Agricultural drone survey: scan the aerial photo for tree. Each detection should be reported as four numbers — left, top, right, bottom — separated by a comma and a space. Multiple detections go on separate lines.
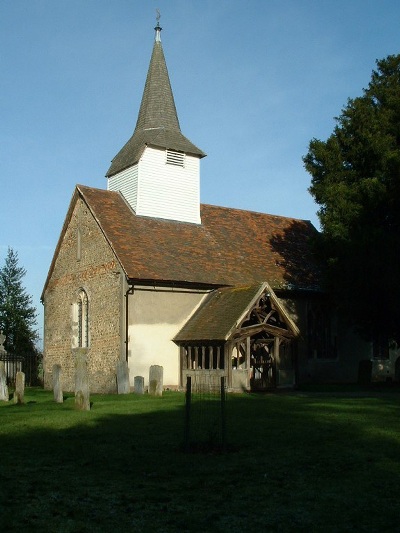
0, 247, 39, 353
303, 54, 400, 346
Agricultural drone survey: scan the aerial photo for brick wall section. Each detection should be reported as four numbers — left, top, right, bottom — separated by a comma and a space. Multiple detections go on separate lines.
43, 198, 123, 393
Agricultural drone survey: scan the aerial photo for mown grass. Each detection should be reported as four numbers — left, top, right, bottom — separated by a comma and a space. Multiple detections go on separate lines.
1, 387, 400, 532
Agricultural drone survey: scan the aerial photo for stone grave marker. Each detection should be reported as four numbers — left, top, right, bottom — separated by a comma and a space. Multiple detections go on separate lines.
134, 375, 144, 395
0, 330, 6, 355
0, 361, 9, 402
52, 364, 63, 403
74, 349, 90, 410
13, 371, 25, 404
116, 360, 130, 394
148, 365, 163, 396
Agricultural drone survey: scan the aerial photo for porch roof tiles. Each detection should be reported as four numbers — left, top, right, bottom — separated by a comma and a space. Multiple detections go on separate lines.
174, 283, 264, 342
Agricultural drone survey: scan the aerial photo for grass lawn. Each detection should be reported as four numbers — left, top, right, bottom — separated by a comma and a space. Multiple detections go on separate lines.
1, 387, 400, 532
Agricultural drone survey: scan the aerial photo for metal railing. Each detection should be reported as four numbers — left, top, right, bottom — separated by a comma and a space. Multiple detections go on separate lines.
0, 353, 42, 386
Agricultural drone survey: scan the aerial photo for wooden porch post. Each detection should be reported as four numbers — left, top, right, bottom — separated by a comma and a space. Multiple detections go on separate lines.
216, 345, 221, 369
246, 336, 251, 389
226, 343, 232, 389
274, 337, 281, 387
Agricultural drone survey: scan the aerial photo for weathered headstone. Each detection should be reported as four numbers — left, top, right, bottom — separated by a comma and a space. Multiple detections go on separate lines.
52, 364, 63, 403
0, 330, 6, 355
148, 365, 163, 396
133, 375, 144, 395
74, 349, 90, 410
0, 361, 9, 402
75, 390, 88, 410
13, 371, 25, 404
116, 360, 130, 394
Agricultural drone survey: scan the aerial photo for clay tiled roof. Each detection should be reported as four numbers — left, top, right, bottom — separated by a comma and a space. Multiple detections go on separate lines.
75, 185, 320, 291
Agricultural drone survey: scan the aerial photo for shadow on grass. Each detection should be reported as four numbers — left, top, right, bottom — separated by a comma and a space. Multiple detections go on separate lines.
1, 389, 400, 532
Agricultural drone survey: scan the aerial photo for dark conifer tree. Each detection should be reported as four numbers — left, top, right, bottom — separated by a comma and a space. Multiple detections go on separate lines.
304, 54, 400, 345
0, 247, 38, 353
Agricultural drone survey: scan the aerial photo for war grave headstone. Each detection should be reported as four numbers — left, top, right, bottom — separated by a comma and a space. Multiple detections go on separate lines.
134, 375, 144, 395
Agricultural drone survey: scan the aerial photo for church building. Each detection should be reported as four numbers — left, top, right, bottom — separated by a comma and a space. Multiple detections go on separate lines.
42, 22, 378, 393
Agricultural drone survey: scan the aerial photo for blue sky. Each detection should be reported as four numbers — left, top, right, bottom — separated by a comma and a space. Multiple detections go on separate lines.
1, 0, 400, 345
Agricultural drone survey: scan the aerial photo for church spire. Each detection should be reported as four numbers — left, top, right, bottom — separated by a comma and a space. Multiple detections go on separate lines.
134, 15, 180, 133
106, 19, 205, 225
106, 20, 205, 178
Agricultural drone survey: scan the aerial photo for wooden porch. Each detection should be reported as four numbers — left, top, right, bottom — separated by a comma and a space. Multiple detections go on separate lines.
176, 282, 299, 392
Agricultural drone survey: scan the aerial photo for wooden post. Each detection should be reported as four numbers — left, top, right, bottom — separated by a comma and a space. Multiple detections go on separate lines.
220, 376, 226, 452
226, 344, 232, 390
184, 376, 192, 452
274, 337, 281, 387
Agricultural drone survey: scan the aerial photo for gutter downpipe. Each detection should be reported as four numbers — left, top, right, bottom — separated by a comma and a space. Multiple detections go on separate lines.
125, 284, 134, 363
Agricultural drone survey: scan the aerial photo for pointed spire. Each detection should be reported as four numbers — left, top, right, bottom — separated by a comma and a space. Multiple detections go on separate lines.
106, 21, 205, 178
134, 20, 180, 133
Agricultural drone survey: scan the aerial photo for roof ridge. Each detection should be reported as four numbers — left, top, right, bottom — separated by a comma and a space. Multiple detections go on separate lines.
200, 203, 313, 224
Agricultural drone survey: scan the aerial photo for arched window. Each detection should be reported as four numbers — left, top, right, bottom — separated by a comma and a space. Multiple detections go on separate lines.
77, 289, 89, 347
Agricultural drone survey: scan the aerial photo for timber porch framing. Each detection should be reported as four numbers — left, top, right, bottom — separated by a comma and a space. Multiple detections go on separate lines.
175, 282, 299, 391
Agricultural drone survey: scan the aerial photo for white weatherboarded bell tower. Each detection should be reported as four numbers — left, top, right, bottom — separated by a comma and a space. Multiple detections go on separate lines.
106, 21, 206, 224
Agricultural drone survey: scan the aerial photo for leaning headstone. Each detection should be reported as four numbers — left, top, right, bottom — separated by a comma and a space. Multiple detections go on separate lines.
134, 375, 144, 395
74, 350, 90, 410
116, 360, 130, 394
148, 365, 163, 396
13, 371, 25, 404
0, 361, 9, 402
52, 364, 63, 403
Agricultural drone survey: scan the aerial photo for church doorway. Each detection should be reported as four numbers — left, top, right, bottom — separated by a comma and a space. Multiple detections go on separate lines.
249, 339, 275, 390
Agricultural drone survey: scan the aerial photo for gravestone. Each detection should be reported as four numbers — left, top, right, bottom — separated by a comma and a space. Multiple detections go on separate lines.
14, 371, 25, 404
75, 390, 88, 411
0, 361, 9, 402
134, 375, 144, 395
0, 330, 6, 355
74, 349, 90, 410
116, 360, 130, 394
52, 364, 63, 403
148, 365, 163, 396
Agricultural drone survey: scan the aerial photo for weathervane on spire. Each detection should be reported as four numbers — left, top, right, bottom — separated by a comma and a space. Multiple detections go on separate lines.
155, 9, 162, 41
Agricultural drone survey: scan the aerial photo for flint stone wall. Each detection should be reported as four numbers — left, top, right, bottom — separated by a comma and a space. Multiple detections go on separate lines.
42, 197, 124, 393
